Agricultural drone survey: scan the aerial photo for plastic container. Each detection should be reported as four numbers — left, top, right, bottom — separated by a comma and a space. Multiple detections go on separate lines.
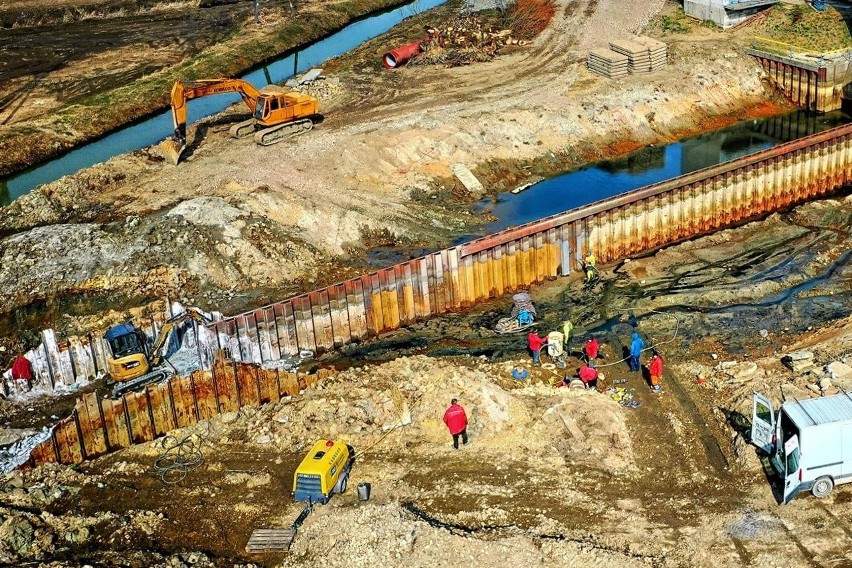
357, 482, 371, 501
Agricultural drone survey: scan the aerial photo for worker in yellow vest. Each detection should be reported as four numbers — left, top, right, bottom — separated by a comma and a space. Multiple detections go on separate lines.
584, 252, 597, 284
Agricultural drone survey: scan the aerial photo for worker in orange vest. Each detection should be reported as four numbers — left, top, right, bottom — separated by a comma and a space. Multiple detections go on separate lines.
649, 350, 664, 393
584, 337, 599, 363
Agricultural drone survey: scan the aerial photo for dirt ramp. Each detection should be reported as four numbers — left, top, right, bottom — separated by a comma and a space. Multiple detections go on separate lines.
239, 355, 636, 473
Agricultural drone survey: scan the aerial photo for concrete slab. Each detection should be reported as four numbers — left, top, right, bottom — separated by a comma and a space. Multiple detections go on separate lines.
451, 163, 485, 196
299, 68, 324, 84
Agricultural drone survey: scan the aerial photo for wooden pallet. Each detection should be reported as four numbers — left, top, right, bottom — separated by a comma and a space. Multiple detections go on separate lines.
245, 528, 297, 552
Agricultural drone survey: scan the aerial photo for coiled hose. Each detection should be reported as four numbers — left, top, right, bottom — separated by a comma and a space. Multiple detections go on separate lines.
153, 433, 205, 484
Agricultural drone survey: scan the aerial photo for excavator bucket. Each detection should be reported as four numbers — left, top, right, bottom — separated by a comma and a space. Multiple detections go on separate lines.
160, 138, 185, 165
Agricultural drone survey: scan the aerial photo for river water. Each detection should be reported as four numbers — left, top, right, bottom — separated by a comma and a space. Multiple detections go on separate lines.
466, 108, 851, 239
0, 0, 447, 205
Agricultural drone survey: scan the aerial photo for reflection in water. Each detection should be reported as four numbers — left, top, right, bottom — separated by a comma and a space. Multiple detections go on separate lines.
598, 145, 665, 175
461, 109, 851, 240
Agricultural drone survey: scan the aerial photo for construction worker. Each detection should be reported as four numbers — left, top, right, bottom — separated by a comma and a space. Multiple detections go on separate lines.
649, 350, 664, 393
443, 399, 468, 449
11, 355, 33, 393
628, 332, 645, 372
527, 330, 548, 366
578, 364, 599, 390
584, 337, 599, 363
562, 319, 573, 352
546, 331, 567, 368
583, 252, 597, 284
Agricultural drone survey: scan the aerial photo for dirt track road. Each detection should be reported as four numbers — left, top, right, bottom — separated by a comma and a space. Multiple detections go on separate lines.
0, 0, 786, 325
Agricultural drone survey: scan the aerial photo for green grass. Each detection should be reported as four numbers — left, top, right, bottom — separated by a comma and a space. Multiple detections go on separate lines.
0, 0, 407, 176
754, 4, 852, 52
661, 14, 688, 34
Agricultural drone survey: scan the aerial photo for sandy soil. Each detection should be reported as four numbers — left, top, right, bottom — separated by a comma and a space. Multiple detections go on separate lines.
0, 0, 789, 326
0, 0, 408, 175
2, 193, 852, 566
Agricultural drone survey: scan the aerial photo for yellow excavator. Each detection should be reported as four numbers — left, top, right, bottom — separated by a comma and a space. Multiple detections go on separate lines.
104, 307, 211, 398
160, 78, 320, 165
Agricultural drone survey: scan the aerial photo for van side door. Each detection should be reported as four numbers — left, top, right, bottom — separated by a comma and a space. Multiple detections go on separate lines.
751, 392, 776, 453
782, 434, 803, 504
843, 424, 852, 477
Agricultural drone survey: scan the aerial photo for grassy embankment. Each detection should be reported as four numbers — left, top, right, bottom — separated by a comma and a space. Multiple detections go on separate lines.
0, 0, 414, 177
753, 3, 852, 52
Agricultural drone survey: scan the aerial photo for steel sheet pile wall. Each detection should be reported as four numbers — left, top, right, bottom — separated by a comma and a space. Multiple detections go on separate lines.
3, 309, 174, 398
211, 123, 852, 363
748, 49, 851, 112
26, 354, 334, 467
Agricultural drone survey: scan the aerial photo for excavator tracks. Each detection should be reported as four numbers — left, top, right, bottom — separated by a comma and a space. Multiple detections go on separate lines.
229, 118, 257, 139
111, 368, 174, 399
253, 118, 314, 146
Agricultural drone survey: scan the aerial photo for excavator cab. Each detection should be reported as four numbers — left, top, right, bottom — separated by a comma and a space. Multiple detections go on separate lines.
254, 95, 274, 121
104, 323, 151, 382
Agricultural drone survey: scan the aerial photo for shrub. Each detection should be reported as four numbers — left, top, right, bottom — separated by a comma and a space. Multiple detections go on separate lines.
505, 0, 557, 39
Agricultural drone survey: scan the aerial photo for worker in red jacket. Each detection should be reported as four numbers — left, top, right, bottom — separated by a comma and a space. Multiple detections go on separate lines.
649, 350, 664, 393
578, 363, 599, 390
527, 330, 548, 366
443, 399, 468, 449
584, 337, 599, 362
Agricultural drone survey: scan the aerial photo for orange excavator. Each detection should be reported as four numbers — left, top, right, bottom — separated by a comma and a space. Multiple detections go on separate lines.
160, 78, 320, 165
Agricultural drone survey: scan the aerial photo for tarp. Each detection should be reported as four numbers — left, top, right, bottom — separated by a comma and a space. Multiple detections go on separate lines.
11, 356, 32, 381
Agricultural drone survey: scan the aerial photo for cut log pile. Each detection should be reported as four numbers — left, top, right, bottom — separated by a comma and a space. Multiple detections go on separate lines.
587, 36, 667, 79
412, 15, 526, 67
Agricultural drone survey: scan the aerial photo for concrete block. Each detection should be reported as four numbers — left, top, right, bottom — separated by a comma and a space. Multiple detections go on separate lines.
451, 163, 485, 196
299, 68, 323, 85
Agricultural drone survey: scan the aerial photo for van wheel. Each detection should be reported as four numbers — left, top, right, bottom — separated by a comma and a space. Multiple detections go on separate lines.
812, 476, 834, 498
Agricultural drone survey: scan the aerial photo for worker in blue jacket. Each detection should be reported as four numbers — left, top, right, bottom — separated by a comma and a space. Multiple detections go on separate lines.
629, 332, 645, 372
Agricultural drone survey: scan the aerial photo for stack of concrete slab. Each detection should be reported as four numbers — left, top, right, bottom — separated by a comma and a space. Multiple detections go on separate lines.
634, 36, 667, 71
609, 39, 652, 74
586, 48, 628, 79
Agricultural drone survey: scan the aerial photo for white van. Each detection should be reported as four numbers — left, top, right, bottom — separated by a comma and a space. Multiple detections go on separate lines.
751, 391, 852, 504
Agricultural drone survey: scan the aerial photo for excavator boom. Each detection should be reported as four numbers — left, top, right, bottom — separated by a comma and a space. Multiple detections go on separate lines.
160, 77, 319, 165
148, 307, 211, 368
160, 79, 263, 165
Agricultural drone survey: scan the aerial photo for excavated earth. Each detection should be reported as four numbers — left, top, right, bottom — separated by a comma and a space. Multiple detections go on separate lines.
1, 194, 852, 567
2, 0, 852, 565
0, 0, 792, 332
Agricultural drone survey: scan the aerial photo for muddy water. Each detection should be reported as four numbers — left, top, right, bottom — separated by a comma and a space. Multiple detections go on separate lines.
0, 0, 446, 204
461, 109, 852, 240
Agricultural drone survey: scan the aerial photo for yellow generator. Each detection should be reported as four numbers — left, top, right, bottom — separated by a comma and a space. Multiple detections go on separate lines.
293, 439, 355, 504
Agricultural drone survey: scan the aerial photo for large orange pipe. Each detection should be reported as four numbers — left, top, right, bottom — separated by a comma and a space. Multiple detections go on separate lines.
383, 41, 423, 69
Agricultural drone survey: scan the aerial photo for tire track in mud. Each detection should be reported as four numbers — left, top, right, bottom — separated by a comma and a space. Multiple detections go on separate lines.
402, 502, 668, 567
334, 0, 596, 127
814, 501, 852, 543
603, 311, 730, 476
778, 518, 827, 568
